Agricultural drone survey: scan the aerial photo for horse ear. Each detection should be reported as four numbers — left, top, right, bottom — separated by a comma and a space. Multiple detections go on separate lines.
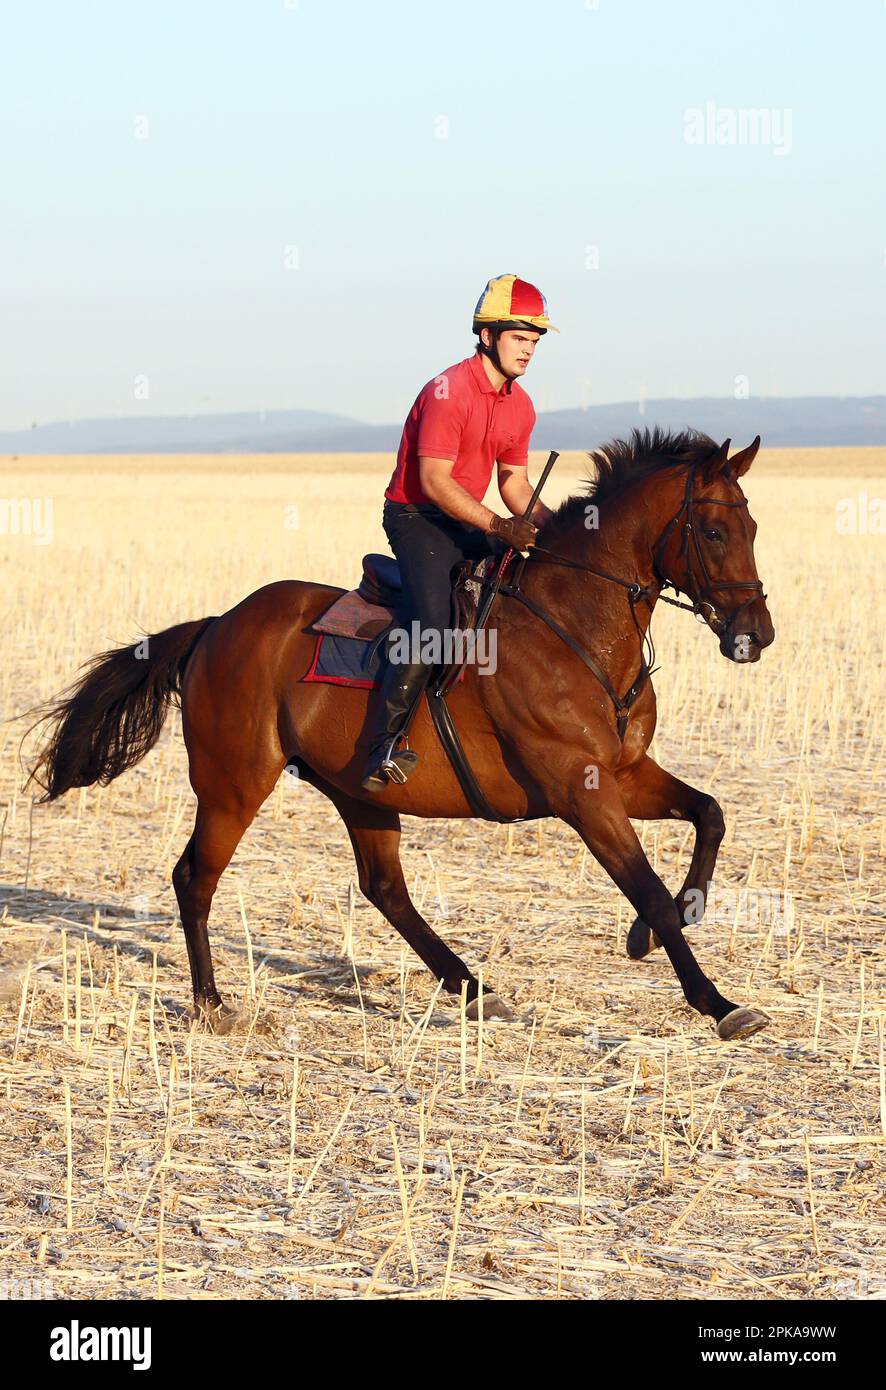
724, 435, 761, 479
702, 438, 731, 482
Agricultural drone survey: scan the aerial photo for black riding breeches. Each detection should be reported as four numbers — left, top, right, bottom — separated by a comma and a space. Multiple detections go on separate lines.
381, 500, 505, 663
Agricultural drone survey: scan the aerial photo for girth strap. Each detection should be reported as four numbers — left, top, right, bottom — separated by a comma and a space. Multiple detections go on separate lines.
425, 687, 523, 823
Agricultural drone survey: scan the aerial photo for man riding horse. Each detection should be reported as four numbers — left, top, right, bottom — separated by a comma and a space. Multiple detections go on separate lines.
360, 273, 558, 792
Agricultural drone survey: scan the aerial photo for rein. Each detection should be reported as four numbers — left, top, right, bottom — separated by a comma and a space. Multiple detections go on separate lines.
497, 463, 766, 740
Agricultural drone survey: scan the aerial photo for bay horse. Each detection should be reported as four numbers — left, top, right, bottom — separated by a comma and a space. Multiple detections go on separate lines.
29, 429, 775, 1041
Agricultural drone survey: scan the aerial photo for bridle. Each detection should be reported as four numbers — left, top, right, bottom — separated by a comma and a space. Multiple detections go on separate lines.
496, 461, 767, 740
651, 462, 766, 638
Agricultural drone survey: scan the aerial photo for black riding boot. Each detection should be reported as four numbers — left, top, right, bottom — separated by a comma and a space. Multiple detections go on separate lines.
361, 659, 430, 792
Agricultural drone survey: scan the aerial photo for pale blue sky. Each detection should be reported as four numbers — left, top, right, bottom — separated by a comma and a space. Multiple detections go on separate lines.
1, 0, 884, 430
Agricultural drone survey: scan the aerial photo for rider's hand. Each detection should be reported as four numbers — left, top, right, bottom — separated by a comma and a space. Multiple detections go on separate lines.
488, 513, 538, 552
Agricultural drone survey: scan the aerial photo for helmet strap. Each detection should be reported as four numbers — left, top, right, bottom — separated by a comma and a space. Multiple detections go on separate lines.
478, 327, 516, 384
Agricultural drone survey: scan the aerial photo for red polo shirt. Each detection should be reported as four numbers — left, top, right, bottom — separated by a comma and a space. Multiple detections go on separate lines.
385, 352, 535, 505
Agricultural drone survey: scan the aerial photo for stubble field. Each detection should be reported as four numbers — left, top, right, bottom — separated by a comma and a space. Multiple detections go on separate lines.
0, 446, 884, 1301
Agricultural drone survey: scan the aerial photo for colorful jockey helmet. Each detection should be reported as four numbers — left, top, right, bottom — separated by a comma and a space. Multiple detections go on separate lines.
472, 274, 559, 336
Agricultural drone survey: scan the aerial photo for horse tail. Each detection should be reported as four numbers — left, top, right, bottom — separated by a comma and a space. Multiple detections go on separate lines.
27, 617, 216, 803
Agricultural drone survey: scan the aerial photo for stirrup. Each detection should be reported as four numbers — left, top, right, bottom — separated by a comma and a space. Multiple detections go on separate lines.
362, 738, 419, 791
379, 737, 420, 784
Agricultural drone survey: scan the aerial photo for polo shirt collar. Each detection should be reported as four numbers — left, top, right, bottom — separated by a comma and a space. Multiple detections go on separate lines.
469, 350, 513, 395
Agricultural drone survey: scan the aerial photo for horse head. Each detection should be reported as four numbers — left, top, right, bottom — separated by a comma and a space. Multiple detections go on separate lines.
653, 435, 775, 663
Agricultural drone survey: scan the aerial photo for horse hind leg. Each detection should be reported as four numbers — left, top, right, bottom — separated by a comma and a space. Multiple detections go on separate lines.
173, 794, 273, 1031
314, 777, 512, 1019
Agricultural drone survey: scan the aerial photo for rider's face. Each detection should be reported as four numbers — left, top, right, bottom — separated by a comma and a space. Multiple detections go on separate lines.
489, 329, 540, 378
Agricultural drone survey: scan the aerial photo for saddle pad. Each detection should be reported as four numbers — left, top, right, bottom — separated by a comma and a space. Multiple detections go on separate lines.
302, 632, 385, 689
311, 589, 395, 640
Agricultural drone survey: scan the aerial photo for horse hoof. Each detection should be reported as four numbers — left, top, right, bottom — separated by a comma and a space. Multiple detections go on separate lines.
195, 1001, 241, 1035
627, 918, 652, 959
716, 1007, 770, 1042
626, 919, 662, 960
466, 993, 514, 1022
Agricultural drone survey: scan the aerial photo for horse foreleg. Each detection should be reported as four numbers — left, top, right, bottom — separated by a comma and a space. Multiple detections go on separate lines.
616, 754, 725, 960
564, 766, 767, 1039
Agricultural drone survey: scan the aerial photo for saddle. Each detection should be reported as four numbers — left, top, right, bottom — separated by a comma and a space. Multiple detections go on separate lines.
312, 552, 486, 686
305, 551, 521, 821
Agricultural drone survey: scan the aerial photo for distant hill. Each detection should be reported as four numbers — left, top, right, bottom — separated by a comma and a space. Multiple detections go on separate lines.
0, 409, 356, 456
3, 396, 886, 455
538, 396, 886, 449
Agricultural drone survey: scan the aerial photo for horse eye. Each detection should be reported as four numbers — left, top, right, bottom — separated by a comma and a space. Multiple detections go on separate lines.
705, 528, 724, 543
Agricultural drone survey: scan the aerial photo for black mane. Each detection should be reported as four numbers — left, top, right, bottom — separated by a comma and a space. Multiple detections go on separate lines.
539, 427, 721, 542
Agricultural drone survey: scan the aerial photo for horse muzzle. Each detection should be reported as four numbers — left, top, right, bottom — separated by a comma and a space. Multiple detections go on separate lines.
718, 610, 775, 663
